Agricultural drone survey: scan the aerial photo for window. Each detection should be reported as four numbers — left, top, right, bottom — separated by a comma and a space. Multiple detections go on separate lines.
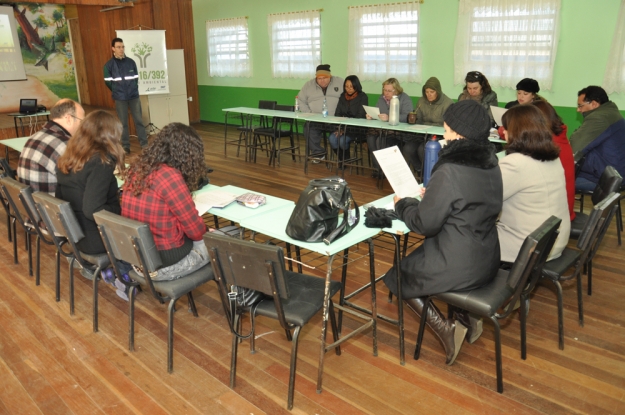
347, 2, 421, 82
267, 10, 321, 79
206, 17, 251, 78
454, 0, 561, 90
604, 0, 625, 94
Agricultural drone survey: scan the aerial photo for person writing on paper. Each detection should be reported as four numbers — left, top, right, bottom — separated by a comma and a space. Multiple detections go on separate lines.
385, 100, 502, 365
498, 105, 570, 263
328, 75, 368, 170
402, 76, 453, 172
505, 78, 543, 109
122, 123, 210, 280
366, 78, 413, 177
458, 71, 498, 126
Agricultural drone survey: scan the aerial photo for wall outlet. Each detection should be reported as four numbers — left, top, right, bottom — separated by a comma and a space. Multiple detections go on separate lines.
188, 96, 193, 102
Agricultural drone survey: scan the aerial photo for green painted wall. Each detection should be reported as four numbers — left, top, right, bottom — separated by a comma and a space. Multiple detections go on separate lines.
192, 0, 625, 133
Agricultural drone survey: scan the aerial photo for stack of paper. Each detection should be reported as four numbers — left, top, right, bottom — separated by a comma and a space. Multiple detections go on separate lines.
194, 190, 238, 214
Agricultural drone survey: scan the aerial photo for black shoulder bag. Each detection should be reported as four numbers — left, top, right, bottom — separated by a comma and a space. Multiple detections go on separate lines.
286, 177, 360, 245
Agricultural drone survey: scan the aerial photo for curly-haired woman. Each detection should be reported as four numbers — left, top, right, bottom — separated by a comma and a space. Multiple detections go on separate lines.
56, 110, 125, 255
458, 71, 498, 126
121, 123, 209, 280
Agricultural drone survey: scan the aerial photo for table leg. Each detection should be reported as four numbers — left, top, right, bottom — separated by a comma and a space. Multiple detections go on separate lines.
223, 112, 229, 157
392, 234, 405, 365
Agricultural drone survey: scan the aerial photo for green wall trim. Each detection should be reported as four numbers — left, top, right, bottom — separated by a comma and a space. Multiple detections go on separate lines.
199, 85, 625, 138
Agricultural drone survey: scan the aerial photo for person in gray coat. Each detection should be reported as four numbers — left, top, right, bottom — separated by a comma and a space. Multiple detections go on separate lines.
384, 100, 503, 365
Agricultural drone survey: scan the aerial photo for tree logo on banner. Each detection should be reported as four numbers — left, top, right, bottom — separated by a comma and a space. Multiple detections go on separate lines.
131, 42, 152, 68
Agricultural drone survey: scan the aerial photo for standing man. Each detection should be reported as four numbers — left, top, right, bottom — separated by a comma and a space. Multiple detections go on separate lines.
298, 64, 343, 161
570, 85, 625, 191
104, 37, 148, 154
18, 98, 85, 195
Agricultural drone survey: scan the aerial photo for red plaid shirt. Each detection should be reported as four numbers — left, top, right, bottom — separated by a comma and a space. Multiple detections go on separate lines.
121, 165, 206, 250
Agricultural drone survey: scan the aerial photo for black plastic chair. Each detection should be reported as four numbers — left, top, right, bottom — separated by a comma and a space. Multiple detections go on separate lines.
255, 104, 300, 166
414, 216, 561, 393
541, 192, 620, 350
0, 178, 59, 285
32, 192, 110, 324
204, 233, 341, 410
0, 157, 15, 242
575, 165, 622, 243
94, 210, 214, 373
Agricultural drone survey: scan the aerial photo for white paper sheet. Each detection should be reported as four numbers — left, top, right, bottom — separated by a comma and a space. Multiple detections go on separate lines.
373, 146, 423, 199
363, 105, 381, 119
490, 106, 507, 127
193, 190, 238, 213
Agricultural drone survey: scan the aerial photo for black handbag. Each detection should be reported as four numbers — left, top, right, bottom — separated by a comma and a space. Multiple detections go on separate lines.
286, 177, 360, 245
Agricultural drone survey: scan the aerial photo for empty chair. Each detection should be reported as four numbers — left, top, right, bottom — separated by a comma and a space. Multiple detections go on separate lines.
254, 104, 300, 166
541, 192, 620, 348
414, 216, 561, 393
32, 192, 110, 325
574, 165, 622, 242
94, 210, 214, 372
0, 178, 59, 286
229, 100, 277, 161
204, 232, 341, 410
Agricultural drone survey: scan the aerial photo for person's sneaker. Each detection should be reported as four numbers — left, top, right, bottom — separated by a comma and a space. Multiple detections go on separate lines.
101, 268, 116, 286
114, 279, 129, 302
311, 155, 326, 164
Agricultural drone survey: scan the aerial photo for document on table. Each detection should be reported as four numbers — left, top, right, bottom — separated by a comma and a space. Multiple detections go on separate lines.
373, 146, 423, 199
490, 106, 507, 127
363, 105, 380, 119
193, 190, 238, 214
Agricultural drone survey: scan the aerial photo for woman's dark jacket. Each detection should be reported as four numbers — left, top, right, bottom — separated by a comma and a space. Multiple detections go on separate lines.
333, 92, 368, 119
56, 156, 120, 255
384, 138, 503, 298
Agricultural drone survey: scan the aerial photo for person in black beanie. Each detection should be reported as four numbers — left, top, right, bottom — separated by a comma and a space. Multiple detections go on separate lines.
505, 78, 543, 109
384, 99, 503, 365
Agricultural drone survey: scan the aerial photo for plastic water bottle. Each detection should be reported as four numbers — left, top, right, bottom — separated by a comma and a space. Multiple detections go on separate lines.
423, 135, 441, 186
388, 95, 399, 125
295, 96, 300, 114
322, 97, 328, 117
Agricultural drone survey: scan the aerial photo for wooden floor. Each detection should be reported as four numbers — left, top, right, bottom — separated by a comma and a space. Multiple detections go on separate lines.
1, 122, 624, 414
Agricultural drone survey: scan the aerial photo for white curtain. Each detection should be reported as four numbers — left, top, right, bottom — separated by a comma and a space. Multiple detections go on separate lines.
604, 0, 625, 94
347, 2, 421, 83
454, 0, 561, 90
206, 17, 251, 78
267, 10, 321, 79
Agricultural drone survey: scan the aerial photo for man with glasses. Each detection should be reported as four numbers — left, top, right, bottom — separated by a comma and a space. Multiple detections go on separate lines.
17, 99, 85, 195
571, 86, 625, 191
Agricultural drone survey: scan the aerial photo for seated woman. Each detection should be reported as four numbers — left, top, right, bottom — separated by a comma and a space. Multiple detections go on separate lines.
122, 123, 209, 280
498, 105, 571, 263
458, 71, 498, 126
384, 100, 502, 365
366, 78, 413, 177
505, 78, 543, 109
402, 76, 453, 172
328, 75, 368, 170
533, 100, 576, 221
56, 110, 125, 256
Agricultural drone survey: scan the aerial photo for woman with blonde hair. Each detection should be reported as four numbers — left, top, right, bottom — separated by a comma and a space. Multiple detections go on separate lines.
366, 77, 413, 177
56, 110, 125, 255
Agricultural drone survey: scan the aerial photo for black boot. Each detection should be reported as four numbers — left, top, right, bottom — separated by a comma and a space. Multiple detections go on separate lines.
405, 297, 468, 365
455, 309, 483, 344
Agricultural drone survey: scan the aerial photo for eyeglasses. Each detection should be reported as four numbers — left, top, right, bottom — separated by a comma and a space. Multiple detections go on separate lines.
467, 71, 483, 81
70, 114, 83, 121
577, 102, 591, 109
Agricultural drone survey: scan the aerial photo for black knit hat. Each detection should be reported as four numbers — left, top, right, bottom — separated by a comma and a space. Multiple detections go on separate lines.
516, 78, 540, 93
443, 100, 491, 141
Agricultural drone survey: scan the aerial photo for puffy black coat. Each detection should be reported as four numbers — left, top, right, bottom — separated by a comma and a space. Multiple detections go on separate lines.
384, 138, 503, 298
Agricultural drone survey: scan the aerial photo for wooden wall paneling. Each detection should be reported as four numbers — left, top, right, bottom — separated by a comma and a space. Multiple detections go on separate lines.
16, 0, 123, 5
152, 0, 200, 123
68, 18, 90, 105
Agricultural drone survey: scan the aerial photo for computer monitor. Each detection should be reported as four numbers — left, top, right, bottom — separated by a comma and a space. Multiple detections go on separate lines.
19, 98, 37, 114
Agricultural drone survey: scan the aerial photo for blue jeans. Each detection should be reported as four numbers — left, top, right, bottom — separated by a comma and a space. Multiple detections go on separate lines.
115, 98, 148, 149
575, 176, 597, 192
328, 132, 353, 150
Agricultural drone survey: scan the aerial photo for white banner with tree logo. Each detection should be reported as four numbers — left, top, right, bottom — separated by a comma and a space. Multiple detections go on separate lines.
116, 29, 169, 95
